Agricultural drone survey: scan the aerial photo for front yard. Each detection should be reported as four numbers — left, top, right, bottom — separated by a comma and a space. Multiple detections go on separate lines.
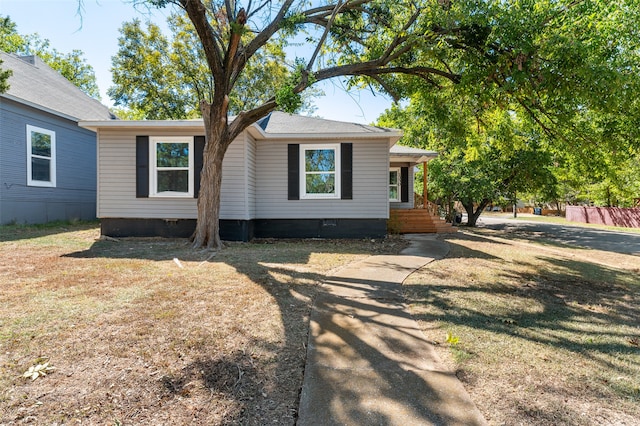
0, 223, 400, 425
1, 222, 638, 425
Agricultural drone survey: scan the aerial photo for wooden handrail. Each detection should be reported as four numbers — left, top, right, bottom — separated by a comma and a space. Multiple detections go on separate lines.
425, 200, 439, 216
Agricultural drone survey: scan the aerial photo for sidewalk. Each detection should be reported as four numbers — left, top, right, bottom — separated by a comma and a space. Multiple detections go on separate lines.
297, 234, 487, 425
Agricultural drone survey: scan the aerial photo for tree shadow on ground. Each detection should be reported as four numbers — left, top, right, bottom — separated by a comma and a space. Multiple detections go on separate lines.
298, 287, 484, 425
405, 232, 640, 410
61, 236, 412, 424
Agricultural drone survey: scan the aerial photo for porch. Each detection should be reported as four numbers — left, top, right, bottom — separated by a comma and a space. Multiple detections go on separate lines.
389, 204, 457, 234
388, 145, 457, 234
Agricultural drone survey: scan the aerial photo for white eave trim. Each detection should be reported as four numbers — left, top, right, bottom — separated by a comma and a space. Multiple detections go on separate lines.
79, 119, 206, 132
80, 118, 403, 144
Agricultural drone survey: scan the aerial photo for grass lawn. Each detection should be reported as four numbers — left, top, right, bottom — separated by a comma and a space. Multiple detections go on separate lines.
0, 222, 403, 425
405, 229, 640, 425
2, 221, 638, 425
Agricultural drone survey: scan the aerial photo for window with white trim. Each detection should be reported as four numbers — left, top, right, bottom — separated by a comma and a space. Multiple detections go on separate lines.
26, 125, 56, 187
300, 144, 341, 199
389, 167, 400, 202
149, 136, 194, 197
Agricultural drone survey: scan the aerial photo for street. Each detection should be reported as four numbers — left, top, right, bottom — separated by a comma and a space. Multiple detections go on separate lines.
474, 215, 640, 256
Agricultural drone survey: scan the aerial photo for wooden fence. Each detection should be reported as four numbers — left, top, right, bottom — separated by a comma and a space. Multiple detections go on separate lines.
566, 206, 640, 228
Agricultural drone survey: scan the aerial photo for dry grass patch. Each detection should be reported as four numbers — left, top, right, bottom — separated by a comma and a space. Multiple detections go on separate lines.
404, 230, 640, 426
0, 222, 405, 425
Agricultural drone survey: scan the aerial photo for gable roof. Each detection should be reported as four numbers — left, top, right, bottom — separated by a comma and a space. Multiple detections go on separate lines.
0, 51, 114, 121
248, 111, 402, 145
258, 111, 397, 134
80, 111, 403, 144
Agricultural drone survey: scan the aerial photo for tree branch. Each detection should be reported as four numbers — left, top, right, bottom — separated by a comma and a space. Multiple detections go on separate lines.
228, 99, 278, 141
244, 0, 295, 61
306, 0, 345, 72
378, 7, 421, 64
230, 0, 295, 90
315, 63, 461, 84
246, 0, 274, 20
179, 0, 224, 83
368, 75, 401, 102
224, 0, 234, 23
303, 0, 370, 21
224, 7, 247, 86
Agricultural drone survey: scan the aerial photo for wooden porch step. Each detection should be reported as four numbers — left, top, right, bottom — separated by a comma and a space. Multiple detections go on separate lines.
389, 209, 458, 234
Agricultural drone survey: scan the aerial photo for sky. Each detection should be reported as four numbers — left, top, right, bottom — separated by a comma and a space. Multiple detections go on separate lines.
1, 0, 394, 124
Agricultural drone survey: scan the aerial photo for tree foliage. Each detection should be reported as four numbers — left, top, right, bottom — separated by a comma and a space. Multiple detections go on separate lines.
377, 0, 640, 222
381, 98, 557, 225
0, 15, 100, 99
109, 13, 317, 119
0, 58, 11, 93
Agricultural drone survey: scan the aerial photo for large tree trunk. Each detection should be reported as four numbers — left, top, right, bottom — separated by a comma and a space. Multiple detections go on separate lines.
462, 199, 490, 227
192, 102, 231, 250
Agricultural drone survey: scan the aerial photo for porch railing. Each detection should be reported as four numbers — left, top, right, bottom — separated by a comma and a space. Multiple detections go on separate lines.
415, 199, 440, 217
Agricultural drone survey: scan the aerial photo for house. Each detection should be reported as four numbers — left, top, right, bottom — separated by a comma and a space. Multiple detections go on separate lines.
80, 111, 450, 241
0, 51, 114, 225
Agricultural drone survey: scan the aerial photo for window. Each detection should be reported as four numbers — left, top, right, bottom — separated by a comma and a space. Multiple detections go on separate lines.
389, 167, 400, 202
288, 143, 352, 201
149, 137, 193, 197
26, 125, 56, 187
300, 144, 341, 199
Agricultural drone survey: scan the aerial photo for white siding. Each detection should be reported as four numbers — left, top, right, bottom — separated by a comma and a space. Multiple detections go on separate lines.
97, 129, 249, 219
256, 139, 389, 219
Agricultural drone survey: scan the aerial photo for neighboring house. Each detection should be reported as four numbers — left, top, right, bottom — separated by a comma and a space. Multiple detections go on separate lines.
0, 51, 114, 225
80, 111, 445, 240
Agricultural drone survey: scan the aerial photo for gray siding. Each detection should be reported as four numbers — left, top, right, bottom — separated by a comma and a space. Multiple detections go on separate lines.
97, 129, 250, 220
220, 134, 251, 220
256, 139, 389, 219
0, 99, 97, 225
389, 162, 415, 210
246, 134, 257, 218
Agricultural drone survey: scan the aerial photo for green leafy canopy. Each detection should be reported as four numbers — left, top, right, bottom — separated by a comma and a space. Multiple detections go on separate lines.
376, 0, 640, 220
109, 12, 319, 119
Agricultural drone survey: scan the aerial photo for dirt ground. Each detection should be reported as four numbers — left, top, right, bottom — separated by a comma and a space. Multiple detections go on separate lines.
1, 222, 638, 425
0, 223, 405, 425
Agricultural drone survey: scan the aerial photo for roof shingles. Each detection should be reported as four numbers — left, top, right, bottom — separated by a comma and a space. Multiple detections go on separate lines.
261, 111, 396, 134
1, 51, 114, 121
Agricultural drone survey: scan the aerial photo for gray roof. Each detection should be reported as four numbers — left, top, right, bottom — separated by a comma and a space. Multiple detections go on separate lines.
80, 111, 402, 144
390, 144, 438, 163
258, 111, 397, 134
0, 51, 114, 121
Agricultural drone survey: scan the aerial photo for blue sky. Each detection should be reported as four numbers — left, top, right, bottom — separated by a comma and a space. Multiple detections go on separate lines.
2, 0, 393, 124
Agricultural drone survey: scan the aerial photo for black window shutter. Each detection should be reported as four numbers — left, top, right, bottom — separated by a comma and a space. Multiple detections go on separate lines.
341, 143, 353, 200
401, 166, 409, 203
194, 136, 206, 198
136, 136, 149, 198
288, 144, 300, 200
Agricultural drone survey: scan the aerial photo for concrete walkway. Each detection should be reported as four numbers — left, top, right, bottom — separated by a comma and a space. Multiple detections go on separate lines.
297, 234, 487, 426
